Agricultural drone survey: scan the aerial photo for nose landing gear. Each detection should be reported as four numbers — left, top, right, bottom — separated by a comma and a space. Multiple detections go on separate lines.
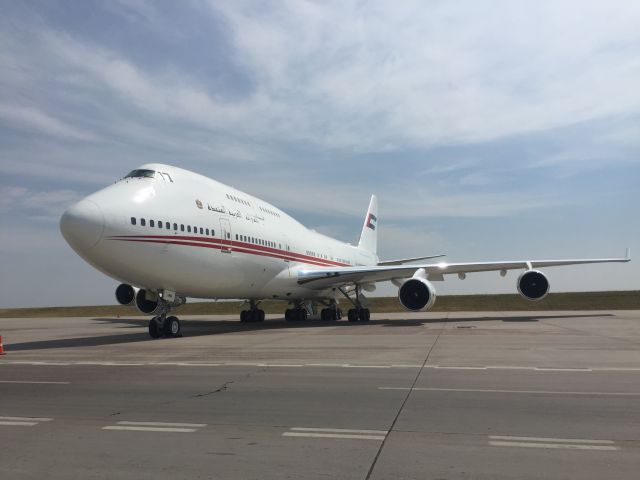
148, 301, 182, 338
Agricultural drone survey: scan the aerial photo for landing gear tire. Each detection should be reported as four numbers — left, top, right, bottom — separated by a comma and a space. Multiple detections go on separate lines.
163, 316, 181, 337
336, 308, 343, 320
241, 309, 265, 322
148, 317, 161, 338
285, 309, 293, 321
296, 308, 307, 321
347, 308, 370, 322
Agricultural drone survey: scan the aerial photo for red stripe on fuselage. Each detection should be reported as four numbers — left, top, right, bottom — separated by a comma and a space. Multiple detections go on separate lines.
106, 235, 351, 268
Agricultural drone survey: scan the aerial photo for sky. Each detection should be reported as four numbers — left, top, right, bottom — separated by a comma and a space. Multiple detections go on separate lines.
0, 0, 638, 308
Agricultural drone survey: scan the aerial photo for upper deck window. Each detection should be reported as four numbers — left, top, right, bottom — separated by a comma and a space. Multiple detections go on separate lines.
125, 169, 155, 179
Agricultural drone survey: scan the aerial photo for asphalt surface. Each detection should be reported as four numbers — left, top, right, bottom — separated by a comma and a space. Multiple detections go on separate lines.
1, 310, 639, 479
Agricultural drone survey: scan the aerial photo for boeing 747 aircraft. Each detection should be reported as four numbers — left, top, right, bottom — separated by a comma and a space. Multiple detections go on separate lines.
60, 164, 630, 338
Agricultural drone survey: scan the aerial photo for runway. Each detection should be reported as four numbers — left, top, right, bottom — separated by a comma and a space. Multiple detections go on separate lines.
1, 311, 639, 479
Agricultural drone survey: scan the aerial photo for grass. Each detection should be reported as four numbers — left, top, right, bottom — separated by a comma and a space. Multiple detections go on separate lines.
0, 291, 637, 318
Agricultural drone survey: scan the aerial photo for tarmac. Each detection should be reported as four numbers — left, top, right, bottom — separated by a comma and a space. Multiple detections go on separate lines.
1, 310, 639, 479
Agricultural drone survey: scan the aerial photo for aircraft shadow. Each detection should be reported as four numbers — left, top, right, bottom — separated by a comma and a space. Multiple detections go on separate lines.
4, 313, 612, 352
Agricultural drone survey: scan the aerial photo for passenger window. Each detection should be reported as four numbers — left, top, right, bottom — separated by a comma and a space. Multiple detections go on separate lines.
141, 218, 146, 226
174, 223, 178, 230
180, 224, 184, 232
211, 229, 215, 236
200, 228, 203, 234
166, 222, 170, 229
150, 220, 154, 227
158, 221, 162, 229
187, 226, 191, 233
193, 226, 197, 233
206, 228, 209, 235
131, 217, 136, 225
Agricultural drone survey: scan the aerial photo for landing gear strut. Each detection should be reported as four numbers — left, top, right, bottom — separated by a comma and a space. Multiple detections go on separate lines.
339, 285, 371, 323
240, 301, 265, 323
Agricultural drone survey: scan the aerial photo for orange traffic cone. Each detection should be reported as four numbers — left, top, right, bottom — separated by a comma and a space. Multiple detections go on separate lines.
0, 336, 5, 355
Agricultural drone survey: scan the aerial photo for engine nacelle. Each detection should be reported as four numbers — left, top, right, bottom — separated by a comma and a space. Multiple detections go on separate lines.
517, 270, 550, 301
135, 288, 160, 314
398, 277, 437, 311
115, 284, 138, 306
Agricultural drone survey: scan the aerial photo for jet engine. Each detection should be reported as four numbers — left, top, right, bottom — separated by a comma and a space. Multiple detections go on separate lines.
115, 284, 139, 306
135, 288, 160, 314
398, 277, 437, 311
517, 270, 550, 300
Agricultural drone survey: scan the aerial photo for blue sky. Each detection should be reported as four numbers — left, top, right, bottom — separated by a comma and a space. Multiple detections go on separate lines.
0, 0, 638, 308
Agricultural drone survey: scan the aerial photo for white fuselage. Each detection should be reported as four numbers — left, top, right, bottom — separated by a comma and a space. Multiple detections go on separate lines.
60, 164, 378, 301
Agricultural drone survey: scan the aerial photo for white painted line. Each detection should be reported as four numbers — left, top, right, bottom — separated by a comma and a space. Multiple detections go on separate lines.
489, 441, 617, 451
486, 366, 540, 370
489, 435, 615, 444
283, 432, 385, 441
263, 364, 304, 368
0, 416, 53, 422
0, 381, 70, 384
0, 421, 39, 426
378, 387, 640, 396
4, 360, 639, 372
433, 366, 487, 370
534, 367, 593, 372
343, 365, 391, 369
158, 363, 222, 367
103, 426, 196, 433
291, 427, 388, 435
304, 363, 346, 367
117, 421, 207, 428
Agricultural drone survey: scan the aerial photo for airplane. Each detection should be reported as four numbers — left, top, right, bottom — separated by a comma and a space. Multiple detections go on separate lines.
59, 164, 631, 338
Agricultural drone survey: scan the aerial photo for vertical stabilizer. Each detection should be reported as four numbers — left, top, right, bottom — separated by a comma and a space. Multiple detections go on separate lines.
358, 195, 378, 255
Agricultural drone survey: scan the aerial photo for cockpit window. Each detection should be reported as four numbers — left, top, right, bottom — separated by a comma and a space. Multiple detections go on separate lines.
125, 169, 155, 179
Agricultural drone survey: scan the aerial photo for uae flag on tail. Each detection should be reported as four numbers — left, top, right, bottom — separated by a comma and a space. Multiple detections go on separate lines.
366, 213, 377, 230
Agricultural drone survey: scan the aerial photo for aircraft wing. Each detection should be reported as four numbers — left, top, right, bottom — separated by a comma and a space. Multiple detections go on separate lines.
297, 249, 631, 289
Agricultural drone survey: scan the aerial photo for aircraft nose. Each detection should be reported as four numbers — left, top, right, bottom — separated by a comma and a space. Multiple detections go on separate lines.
60, 199, 105, 252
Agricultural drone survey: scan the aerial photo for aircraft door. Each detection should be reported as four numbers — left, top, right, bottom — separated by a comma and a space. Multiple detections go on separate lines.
219, 218, 233, 255
282, 233, 292, 277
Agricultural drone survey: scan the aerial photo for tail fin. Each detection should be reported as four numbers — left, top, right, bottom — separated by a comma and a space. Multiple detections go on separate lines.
358, 195, 378, 255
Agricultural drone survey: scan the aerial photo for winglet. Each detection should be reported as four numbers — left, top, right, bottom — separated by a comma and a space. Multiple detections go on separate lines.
625, 247, 631, 260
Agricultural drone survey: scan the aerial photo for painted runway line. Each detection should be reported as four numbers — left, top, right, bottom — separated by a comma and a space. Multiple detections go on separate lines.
3, 360, 640, 372
0, 380, 70, 384
0, 416, 53, 427
378, 387, 640, 396
488, 435, 618, 451
283, 427, 387, 441
102, 421, 207, 433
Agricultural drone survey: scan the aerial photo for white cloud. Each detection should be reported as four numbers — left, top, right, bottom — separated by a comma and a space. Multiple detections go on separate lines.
0, 104, 98, 141
208, 0, 640, 150
0, 186, 81, 222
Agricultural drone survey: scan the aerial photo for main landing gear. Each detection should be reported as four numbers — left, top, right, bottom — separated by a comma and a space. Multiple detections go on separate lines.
240, 301, 265, 323
339, 285, 371, 322
347, 307, 370, 322
148, 314, 182, 338
285, 307, 308, 321
320, 307, 342, 321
